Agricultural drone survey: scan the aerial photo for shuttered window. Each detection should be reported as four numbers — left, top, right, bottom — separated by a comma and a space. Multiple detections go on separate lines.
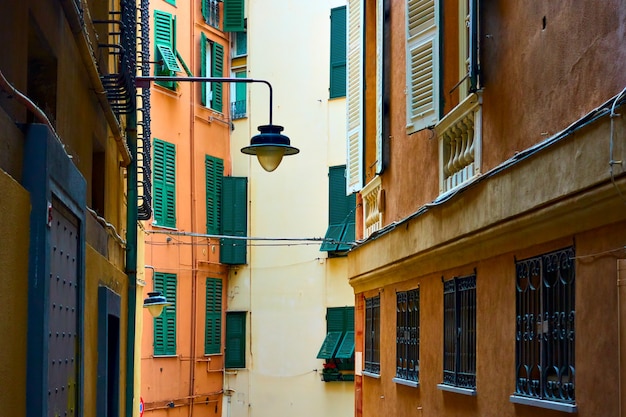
205, 278, 222, 355
317, 307, 355, 359
406, 0, 439, 133
346, 0, 364, 193
153, 139, 176, 228
205, 155, 224, 235
321, 166, 355, 253
200, 34, 224, 112
154, 273, 177, 356
154, 10, 180, 89
220, 177, 247, 265
225, 312, 246, 368
201, 0, 220, 29
329, 6, 347, 99
223, 0, 245, 32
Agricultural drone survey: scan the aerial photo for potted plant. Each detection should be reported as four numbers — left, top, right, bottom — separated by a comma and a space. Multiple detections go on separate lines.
321, 360, 342, 382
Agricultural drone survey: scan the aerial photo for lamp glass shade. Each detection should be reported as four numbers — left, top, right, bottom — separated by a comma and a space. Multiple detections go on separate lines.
146, 303, 166, 317
241, 124, 299, 171
256, 146, 285, 172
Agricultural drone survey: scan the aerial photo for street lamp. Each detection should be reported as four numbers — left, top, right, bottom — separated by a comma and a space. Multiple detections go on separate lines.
135, 76, 299, 171
141, 265, 172, 317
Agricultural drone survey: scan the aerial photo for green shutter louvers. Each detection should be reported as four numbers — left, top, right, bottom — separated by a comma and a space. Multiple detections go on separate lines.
223, 0, 245, 32
220, 177, 248, 265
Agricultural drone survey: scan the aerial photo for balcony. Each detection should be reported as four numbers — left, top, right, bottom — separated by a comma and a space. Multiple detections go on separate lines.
231, 100, 247, 120
361, 176, 383, 239
435, 92, 482, 194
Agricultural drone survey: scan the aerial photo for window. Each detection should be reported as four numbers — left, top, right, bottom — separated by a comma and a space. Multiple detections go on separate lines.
231, 70, 247, 119
317, 307, 355, 360
200, 33, 224, 112
153, 139, 176, 228
225, 311, 246, 368
317, 307, 355, 381
394, 288, 419, 386
511, 247, 576, 412
223, 0, 245, 32
364, 295, 381, 375
205, 278, 222, 355
220, 177, 248, 265
154, 10, 185, 90
232, 31, 247, 57
329, 6, 347, 98
406, 0, 439, 133
154, 272, 177, 356
205, 155, 224, 235
320, 166, 356, 255
439, 273, 476, 394
201, 0, 220, 29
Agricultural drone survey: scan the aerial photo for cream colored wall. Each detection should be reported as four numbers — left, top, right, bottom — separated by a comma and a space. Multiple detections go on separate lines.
228, 0, 353, 416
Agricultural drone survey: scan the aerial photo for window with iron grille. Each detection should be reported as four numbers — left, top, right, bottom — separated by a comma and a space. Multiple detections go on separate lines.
395, 288, 419, 385
512, 247, 575, 407
364, 295, 380, 374
202, 0, 220, 29
440, 273, 476, 392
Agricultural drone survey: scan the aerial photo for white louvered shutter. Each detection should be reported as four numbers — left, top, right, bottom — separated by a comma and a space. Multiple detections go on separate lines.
406, 0, 439, 133
346, 0, 364, 194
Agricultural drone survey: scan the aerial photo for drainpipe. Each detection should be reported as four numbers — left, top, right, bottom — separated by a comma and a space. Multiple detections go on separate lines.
188, 4, 198, 416
617, 259, 626, 417
125, 113, 139, 417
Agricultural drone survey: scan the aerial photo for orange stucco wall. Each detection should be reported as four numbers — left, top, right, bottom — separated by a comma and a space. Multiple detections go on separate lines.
140, 1, 231, 415
352, 0, 626, 416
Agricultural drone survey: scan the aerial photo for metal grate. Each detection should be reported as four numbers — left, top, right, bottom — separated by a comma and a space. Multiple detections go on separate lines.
442, 273, 476, 389
364, 295, 381, 374
515, 247, 575, 403
396, 288, 420, 382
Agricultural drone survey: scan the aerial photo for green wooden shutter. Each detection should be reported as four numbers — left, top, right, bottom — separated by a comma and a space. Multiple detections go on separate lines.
316, 331, 343, 359
200, 32, 208, 106
225, 312, 246, 368
329, 6, 347, 98
318, 307, 355, 359
220, 177, 248, 265
211, 43, 224, 112
154, 273, 177, 356
153, 139, 176, 228
223, 0, 245, 32
205, 155, 224, 234
336, 331, 355, 359
468, 0, 479, 91
154, 10, 180, 89
321, 166, 355, 252
201, 0, 208, 22
205, 278, 222, 354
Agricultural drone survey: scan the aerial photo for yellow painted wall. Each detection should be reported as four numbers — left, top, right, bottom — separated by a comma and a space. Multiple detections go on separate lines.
228, 0, 354, 416
0, 170, 30, 417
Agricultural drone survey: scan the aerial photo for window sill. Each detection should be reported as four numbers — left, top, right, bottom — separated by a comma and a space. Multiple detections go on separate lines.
151, 223, 178, 231
393, 377, 418, 388
362, 371, 381, 379
437, 383, 477, 396
509, 395, 577, 413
